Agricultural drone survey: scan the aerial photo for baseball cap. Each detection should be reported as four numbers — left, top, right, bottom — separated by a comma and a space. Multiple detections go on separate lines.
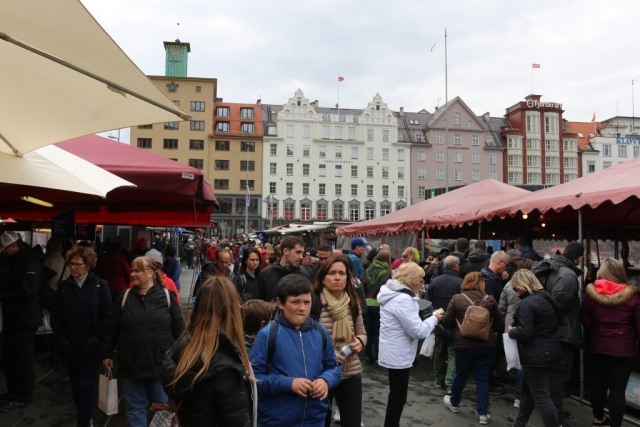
305, 247, 318, 258
0, 231, 19, 253
351, 237, 369, 249
145, 249, 164, 265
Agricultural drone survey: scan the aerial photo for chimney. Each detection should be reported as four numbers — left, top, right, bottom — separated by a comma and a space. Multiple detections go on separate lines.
256, 99, 262, 106
399, 107, 405, 116
483, 112, 490, 121
312, 100, 318, 108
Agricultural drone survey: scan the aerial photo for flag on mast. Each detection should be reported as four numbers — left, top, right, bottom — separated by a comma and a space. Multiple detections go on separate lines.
532, 63, 540, 68
338, 76, 344, 82
591, 112, 597, 123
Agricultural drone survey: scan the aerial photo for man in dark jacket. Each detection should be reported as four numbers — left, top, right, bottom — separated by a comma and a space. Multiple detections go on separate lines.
0, 232, 45, 410
256, 236, 310, 302
546, 242, 584, 427
438, 238, 470, 278
427, 256, 462, 392
515, 236, 542, 261
480, 251, 509, 303
466, 240, 491, 274
194, 248, 234, 296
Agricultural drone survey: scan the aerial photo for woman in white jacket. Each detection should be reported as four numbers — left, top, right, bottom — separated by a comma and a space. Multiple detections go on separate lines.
377, 261, 443, 427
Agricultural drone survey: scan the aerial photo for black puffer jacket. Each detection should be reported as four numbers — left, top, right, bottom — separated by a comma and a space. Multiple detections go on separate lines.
162, 333, 254, 427
545, 255, 583, 347
103, 284, 185, 378
256, 260, 310, 302
466, 249, 491, 273
508, 290, 563, 368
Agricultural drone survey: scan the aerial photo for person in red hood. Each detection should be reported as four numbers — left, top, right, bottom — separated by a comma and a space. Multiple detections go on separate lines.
581, 258, 640, 427
127, 249, 180, 305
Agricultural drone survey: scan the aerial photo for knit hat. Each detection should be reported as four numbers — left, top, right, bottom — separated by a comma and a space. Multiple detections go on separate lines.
563, 242, 584, 261
145, 249, 163, 265
0, 231, 19, 253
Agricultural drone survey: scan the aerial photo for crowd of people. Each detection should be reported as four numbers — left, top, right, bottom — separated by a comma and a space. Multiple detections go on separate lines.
0, 231, 639, 427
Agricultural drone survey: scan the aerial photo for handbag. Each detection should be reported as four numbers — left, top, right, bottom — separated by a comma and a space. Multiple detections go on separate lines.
503, 333, 522, 370
98, 368, 119, 415
420, 333, 436, 358
150, 401, 181, 427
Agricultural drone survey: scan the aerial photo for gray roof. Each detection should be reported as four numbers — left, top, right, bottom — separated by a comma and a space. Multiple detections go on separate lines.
394, 111, 432, 143
481, 116, 510, 148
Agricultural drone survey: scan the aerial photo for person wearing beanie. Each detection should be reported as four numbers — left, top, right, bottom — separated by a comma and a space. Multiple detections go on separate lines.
348, 237, 369, 279
545, 241, 584, 427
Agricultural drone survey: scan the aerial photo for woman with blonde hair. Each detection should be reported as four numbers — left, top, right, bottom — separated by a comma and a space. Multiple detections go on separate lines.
507, 269, 562, 427
581, 258, 640, 427
162, 277, 256, 426
391, 247, 420, 271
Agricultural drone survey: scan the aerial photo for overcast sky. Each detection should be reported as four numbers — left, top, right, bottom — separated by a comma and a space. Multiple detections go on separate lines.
85, 0, 639, 140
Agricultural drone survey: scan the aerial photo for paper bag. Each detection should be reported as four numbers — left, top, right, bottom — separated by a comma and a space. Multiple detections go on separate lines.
99, 368, 118, 415
503, 333, 522, 370
420, 333, 436, 358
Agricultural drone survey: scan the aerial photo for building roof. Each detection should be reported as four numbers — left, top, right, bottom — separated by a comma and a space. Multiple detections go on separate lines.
395, 111, 432, 143
565, 121, 598, 151
482, 116, 510, 148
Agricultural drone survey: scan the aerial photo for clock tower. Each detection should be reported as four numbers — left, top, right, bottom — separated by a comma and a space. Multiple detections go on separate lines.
163, 39, 190, 77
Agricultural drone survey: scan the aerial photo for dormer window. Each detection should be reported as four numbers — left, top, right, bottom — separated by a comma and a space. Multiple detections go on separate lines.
297, 100, 301, 106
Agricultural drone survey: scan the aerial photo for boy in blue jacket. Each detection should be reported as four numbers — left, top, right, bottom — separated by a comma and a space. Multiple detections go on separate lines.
250, 274, 342, 427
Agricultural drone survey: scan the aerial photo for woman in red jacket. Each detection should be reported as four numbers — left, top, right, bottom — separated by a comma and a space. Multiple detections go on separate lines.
581, 258, 640, 427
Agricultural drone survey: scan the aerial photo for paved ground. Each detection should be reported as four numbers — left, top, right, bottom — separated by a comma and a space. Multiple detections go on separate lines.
0, 265, 636, 426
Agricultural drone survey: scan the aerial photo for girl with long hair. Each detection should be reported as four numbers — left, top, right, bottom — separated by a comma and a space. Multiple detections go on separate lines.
234, 248, 262, 300
162, 277, 256, 427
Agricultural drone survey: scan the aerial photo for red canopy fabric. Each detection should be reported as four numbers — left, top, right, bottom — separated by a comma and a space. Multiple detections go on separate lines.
336, 180, 530, 236
0, 135, 217, 226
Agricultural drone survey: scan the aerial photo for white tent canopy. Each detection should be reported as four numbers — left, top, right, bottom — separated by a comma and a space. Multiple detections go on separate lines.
0, 0, 189, 156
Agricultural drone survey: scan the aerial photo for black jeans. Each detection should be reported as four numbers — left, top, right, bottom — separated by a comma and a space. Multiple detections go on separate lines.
364, 306, 380, 361
68, 362, 101, 427
515, 367, 558, 427
384, 368, 411, 427
2, 328, 36, 401
325, 375, 362, 427
549, 341, 574, 425
588, 352, 635, 427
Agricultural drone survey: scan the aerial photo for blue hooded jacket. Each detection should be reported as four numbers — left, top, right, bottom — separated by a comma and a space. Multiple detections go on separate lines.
250, 310, 342, 427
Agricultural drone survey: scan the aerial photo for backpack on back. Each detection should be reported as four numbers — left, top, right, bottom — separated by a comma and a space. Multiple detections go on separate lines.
456, 293, 492, 340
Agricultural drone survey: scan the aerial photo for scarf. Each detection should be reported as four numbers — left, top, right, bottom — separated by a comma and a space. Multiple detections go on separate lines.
322, 287, 352, 349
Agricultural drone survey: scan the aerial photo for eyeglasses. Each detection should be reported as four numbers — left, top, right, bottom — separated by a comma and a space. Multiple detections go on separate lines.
68, 262, 85, 268
131, 268, 153, 274
499, 259, 508, 266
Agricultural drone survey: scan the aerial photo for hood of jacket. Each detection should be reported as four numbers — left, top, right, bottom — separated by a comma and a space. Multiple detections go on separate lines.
271, 259, 304, 276
273, 307, 317, 332
371, 259, 389, 270
377, 279, 415, 305
585, 281, 638, 306
467, 249, 490, 263
549, 255, 583, 276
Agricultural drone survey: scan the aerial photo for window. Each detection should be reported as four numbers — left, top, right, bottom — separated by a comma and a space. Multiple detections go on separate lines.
322, 125, 330, 139
383, 129, 389, 142
545, 115, 558, 133
269, 143, 277, 155
335, 184, 342, 197
564, 157, 577, 168
351, 165, 358, 178
508, 155, 522, 166
319, 183, 326, 196
527, 172, 541, 184
418, 186, 426, 198
415, 133, 424, 142
215, 160, 229, 170
382, 167, 389, 178
418, 150, 426, 161
436, 150, 444, 162
284, 201, 295, 220
188, 159, 203, 169
367, 166, 374, 178
545, 156, 559, 168
287, 144, 294, 156
286, 182, 293, 195
490, 170, 497, 180
454, 169, 462, 181
303, 145, 310, 157
454, 134, 461, 145
302, 183, 309, 196
398, 186, 405, 197
367, 129, 374, 141
351, 184, 358, 197
436, 133, 443, 144
286, 125, 294, 138
365, 204, 375, 220
382, 185, 389, 197
351, 147, 359, 159
165, 122, 179, 130
240, 180, 255, 191
240, 108, 254, 118
418, 168, 426, 179
564, 140, 577, 151
300, 202, 310, 220
436, 169, 444, 180
603, 161, 612, 169
587, 160, 596, 173
303, 164, 310, 176
319, 145, 326, 158
216, 140, 230, 151
319, 164, 326, 177
348, 127, 356, 140
138, 124, 152, 129
367, 147, 374, 160
508, 172, 522, 184
602, 144, 611, 157
454, 113, 461, 127
269, 163, 277, 175
454, 152, 462, 163
526, 139, 541, 150
335, 146, 342, 158
241, 123, 254, 134
397, 149, 405, 161
380, 204, 390, 216
472, 134, 479, 146
195, 86, 201, 93
564, 173, 578, 182
317, 203, 328, 221
286, 163, 293, 175
216, 107, 229, 117
269, 182, 276, 194
526, 155, 540, 167
618, 145, 628, 158
214, 179, 229, 189
382, 148, 389, 161
335, 126, 343, 140
397, 167, 404, 179
367, 185, 374, 197
303, 125, 310, 138
191, 101, 205, 111
508, 138, 522, 149
489, 153, 497, 164
546, 173, 560, 185
240, 161, 255, 171
526, 114, 540, 133
349, 204, 360, 221
137, 138, 152, 148
545, 139, 559, 150
216, 122, 229, 132
335, 165, 342, 177
267, 125, 277, 136
472, 170, 480, 181
241, 141, 255, 152
635, 146, 640, 158
472, 152, 479, 164
188, 139, 204, 150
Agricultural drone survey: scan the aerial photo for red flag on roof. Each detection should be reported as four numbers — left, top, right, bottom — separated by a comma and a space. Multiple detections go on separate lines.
591, 112, 597, 123
532, 63, 540, 68
338, 76, 344, 82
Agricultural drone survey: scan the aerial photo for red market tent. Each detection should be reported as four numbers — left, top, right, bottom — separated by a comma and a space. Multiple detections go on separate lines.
0, 135, 217, 226
336, 179, 530, 236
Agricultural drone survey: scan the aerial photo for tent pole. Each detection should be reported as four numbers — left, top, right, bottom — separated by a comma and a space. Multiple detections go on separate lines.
422, 219, 427, 259
578, 208, 585, 400
477, 222, 482, 241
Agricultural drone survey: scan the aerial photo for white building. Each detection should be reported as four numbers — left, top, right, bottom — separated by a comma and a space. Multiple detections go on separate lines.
261, 89, 409, 224
580, 116, 640, 175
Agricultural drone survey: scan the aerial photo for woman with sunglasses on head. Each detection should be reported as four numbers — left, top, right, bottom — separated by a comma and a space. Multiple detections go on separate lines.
102, 256, 185, 427
50, 245, 112, 427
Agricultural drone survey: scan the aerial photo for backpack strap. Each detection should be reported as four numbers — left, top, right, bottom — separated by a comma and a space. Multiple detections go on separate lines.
310, 293, 323, 321
121, 287, 170, 310
164, 288, 171, 308
239, 274, 247, 295
315, 323, 328, 353
121, 288, 131, 309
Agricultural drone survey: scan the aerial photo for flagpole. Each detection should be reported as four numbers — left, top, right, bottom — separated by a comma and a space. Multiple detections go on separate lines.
338, 76, 340, 120
444, 27, 449, 193
245, 145, 249, 236
531, 65, 534, 94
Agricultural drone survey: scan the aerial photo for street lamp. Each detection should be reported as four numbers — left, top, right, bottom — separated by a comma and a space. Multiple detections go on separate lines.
107, 128, 121, 142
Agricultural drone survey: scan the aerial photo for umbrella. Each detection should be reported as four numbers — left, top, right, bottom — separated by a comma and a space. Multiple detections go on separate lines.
0, 0, 189, 157
0, 145, 134, 198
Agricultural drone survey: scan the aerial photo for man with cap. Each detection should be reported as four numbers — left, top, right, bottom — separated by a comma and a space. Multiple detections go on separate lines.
348, 237, 368, 279
0, 231, 45, 410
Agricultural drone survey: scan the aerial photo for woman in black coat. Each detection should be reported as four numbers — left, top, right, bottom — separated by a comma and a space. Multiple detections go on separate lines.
102, 256, 185, 427
162, 277, 255, 427
507, 270, 563, 427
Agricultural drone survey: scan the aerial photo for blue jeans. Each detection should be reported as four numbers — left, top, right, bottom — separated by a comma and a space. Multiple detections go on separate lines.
515, 368, 523, 400
121, 377, 167, 427
449, 347, 493, 415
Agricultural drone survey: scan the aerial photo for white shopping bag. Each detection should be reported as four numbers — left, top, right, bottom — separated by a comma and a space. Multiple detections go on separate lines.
99, 368, 118, 415
503, 333, 522, 370
420, 333, 436, 358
